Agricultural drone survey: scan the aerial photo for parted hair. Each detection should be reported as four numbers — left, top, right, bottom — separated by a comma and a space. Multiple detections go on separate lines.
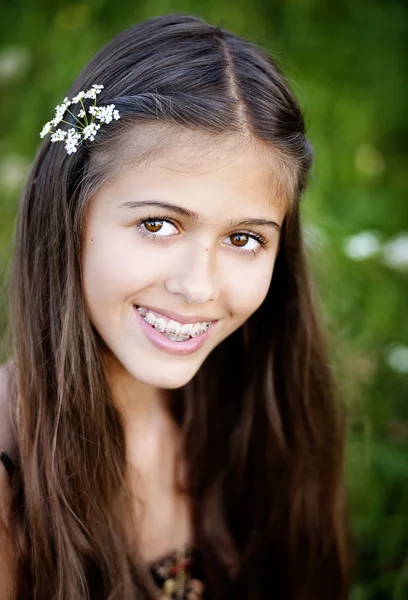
7, 13, 353, 600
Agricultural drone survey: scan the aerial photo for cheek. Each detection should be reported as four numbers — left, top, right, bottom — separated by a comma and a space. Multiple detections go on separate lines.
81, 226, 152, 314
224, 257, 275, 321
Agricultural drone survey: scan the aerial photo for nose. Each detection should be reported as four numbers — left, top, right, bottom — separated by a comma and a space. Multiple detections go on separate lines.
164, 244, 219, 304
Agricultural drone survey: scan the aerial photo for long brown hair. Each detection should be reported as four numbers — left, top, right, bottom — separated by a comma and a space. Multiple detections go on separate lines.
7, 13, 353, 600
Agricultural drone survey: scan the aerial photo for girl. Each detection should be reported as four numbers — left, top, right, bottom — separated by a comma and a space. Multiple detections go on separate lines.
0, 13, 354, 600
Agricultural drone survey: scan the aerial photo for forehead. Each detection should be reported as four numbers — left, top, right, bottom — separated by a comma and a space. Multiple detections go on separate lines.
91, 126, 295, 220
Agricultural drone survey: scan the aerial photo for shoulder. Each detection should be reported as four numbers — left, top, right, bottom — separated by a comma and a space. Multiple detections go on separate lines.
0, 362, 18, 599
0, 361, 16, 461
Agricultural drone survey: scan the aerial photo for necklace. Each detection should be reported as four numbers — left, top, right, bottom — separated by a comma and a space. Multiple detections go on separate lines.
175, 546, 186, 599
159, 545, 188, 599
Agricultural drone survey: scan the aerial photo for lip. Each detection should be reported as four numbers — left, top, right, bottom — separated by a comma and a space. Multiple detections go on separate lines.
134, 306, 217, 356
135, 304, 218, 325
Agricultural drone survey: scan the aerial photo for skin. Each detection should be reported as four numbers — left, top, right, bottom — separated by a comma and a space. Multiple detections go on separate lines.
81, 130, 288, 561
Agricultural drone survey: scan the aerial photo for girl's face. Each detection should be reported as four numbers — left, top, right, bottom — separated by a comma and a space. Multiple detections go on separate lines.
82, 132, 287, 389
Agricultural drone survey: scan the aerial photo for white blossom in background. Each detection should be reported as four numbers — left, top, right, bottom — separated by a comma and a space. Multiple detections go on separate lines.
385, 344, 408, 374
343, 231, 381, 260
381, 233, 408, 271
0, 46, 30, 84
0, 154, 30, 190
39, 84, 120, 154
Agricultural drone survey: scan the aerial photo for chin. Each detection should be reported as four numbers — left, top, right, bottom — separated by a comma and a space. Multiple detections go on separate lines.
102, 336, 209, 391
139, 370, 195, 390
123, 359, 199, 390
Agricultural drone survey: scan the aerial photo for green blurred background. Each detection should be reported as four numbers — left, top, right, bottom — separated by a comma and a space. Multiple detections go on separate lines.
1, 1, 407, 598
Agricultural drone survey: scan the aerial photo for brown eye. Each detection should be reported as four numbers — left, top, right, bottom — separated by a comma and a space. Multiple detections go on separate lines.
230, 233, 249, 247
138, 217, 179, 238
144, 219, 163, 233
225, 231, 267, 255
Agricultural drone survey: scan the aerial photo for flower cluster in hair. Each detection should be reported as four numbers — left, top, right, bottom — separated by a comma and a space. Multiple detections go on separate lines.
40, 84, 120, 155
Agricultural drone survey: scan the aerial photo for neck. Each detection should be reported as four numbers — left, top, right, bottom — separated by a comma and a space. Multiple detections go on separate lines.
105, 353, 169, 426
104, 353, 191, 561
104, 352, 180, 466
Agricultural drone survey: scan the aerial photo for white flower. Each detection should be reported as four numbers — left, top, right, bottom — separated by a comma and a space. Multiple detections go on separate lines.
72, 91, 85, 103
50, 129, 67, 142
40, 121, 53, 138
91, 104, 119, 124
83, 122, 101, 141
39, 84, 119, 154
53, 97, 71, 125
64, 128, 81, 154
84, 84, 104, 100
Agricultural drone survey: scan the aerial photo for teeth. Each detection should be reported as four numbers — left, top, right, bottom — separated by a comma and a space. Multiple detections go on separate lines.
162, 332, 190, 342
144, 311, 156, 325
166, 320, 181, 335
180, 323, 194, 337
153, 317, 167, 333
137, 306, 212, 339
192, 323, 203, 337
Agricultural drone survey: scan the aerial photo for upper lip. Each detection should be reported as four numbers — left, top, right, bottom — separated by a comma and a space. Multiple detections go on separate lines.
136, 304, 218, 324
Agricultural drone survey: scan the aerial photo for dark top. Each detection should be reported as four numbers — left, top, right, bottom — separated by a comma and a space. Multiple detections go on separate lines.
0, 451, 205, 599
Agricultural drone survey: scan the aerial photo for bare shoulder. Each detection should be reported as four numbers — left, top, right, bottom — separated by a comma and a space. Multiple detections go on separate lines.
0, 361, 16, 460
0, 362, 18, 598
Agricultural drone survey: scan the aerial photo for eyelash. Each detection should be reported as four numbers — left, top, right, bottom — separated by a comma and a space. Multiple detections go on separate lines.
135, 215, 268, 256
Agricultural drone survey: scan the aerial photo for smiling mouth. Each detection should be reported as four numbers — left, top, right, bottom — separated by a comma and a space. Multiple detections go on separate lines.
135, 305, 213, 342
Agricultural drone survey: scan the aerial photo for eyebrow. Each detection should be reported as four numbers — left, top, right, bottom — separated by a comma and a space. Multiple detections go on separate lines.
119, 200, 281, 232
